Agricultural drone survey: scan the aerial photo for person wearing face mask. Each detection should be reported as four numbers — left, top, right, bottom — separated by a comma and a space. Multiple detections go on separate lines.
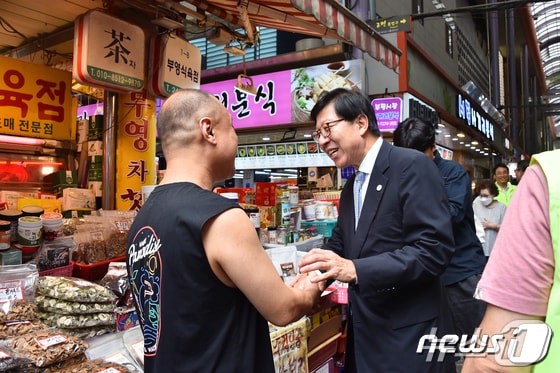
472, 180, 507, 258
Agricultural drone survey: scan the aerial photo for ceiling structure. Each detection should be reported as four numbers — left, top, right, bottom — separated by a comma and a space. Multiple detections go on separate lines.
0, 0, 400, 71
532, 0, 560, 137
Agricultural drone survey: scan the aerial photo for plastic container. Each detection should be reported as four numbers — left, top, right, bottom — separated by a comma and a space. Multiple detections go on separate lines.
17, 216, 43, 247
21, 205, 44, 217
0, 220, 11, 250
41, 212, 64, 241
72, 255, 126, 281
0, 209, 22, 243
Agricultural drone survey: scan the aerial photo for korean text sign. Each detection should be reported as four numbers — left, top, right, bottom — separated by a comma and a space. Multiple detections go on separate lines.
0, 55, 73, 140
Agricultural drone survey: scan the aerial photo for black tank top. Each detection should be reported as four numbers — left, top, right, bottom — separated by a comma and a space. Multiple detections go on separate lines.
127, 182, 275, 372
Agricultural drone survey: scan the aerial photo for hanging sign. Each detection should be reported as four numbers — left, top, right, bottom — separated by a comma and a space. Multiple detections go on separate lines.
372, 97, 403, 132
0, 56, 73, 140
73, 10, 145, 92
149, 33, 201, 97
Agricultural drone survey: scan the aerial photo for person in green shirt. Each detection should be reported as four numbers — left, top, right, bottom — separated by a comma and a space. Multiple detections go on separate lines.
493, 163, 516, 206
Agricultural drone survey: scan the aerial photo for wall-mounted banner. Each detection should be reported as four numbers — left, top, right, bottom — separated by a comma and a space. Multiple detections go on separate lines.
149, 33, 201, 97
372, 97, 403, 132
73, 10, 145, 93
202, 59, 364, 129
0, 56, 73, 140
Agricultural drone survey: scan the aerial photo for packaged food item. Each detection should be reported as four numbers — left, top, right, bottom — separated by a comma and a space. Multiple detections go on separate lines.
0, 264, 39, 320
37, 276, 116, 303
39, 311, 115, 328
8, 330, 88, 367
0, 319, 48, 339
35, 294, 115, 314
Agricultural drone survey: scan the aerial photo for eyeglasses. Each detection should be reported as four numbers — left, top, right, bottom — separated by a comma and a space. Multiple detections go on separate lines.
312, 118, 346, 142
479, 194, 492, 198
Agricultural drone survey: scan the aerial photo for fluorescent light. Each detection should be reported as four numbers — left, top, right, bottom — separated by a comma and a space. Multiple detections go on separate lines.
262, 137, 270, 141
457, 133, 465, 137
0, 134, 45, 146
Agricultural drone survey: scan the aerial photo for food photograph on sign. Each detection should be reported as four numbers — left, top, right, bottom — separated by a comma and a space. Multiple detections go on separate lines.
291, 59, 364, 122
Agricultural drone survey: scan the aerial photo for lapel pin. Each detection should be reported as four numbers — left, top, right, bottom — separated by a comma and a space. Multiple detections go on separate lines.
376, 184, 382, 191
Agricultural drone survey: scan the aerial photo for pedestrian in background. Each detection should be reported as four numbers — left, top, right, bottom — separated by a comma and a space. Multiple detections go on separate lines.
472, 180, 506, 258
493, 162, 516, 206
463, 149, 560, 372
515, 159, 530, 184
299, 88, 456, 373
393, 117, 487, 339
127, 89, 324, 373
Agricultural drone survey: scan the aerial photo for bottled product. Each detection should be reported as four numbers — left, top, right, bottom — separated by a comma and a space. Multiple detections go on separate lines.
41, 212, 64, 241
0, 209, 22, 243
21, 205, 44, 217
0, 220, 11, 250
17, 216, 43, 247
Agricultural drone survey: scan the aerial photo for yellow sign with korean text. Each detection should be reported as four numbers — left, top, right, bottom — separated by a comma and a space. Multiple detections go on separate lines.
115, 90, 157, 211
0, 56, 73, 140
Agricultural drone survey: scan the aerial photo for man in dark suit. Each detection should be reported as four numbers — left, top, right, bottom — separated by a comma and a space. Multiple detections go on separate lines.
299, 88, 456, 372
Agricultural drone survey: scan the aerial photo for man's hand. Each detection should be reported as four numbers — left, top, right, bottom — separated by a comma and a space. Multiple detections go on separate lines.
298, 248, 357, 284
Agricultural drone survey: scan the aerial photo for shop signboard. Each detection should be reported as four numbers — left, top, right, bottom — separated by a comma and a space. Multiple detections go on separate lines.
0, 55, 73, 140
372, 97, 403, 132
457, 94, 495, 141
149, 34, 202, 97
115, 90, 157, 211
73, 10, 145, 93
402, 93, 439, 125
201, 59, 364, 129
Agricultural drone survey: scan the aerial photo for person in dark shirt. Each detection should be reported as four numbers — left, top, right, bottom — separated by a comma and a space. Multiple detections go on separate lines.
393, 117, 487, 338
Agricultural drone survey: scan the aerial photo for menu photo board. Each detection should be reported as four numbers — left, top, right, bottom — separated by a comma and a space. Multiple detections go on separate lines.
73, 10, 145, 93
149, 33, 202, 97
235, 141, 334, 170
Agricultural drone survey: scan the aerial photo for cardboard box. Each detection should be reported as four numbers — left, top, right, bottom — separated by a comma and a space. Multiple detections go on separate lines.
0, 191, 39, 210
17, 198, 62, 213
62, 188, 95, 210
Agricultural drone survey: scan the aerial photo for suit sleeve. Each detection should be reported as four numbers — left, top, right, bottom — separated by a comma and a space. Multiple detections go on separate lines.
353, 154, 455, 295
443, 164, 470, 224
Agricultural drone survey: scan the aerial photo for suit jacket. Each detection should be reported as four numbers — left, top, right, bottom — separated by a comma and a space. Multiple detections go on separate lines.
325, 140, 456, 372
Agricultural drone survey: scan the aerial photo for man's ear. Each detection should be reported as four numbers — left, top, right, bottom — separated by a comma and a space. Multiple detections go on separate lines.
201, 117, 215, 141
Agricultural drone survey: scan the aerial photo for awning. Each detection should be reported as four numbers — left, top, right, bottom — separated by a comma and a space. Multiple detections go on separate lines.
185, 0, 401, 72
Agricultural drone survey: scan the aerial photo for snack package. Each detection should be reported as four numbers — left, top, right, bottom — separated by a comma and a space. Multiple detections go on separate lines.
31, 237, 74, 271
0, 264, 39, 320
37, 276, 117, 303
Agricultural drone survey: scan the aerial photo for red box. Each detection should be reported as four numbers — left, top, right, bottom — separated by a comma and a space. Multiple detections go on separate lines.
72, 255, 126, 281
39, 263, 73, 277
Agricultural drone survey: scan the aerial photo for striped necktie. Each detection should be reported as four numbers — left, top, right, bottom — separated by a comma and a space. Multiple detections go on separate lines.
354, 171, 366, 229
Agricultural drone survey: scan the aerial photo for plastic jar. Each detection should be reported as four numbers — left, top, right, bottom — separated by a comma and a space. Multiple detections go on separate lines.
315, 201, 331, 220
302, 200, 316, 221
17, 216, 43, 247
0, 209, 22, 243
41, 212, 64, 241
288, 186, 299, 207
21, 205, 44, 217
0, 220, 11, 250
